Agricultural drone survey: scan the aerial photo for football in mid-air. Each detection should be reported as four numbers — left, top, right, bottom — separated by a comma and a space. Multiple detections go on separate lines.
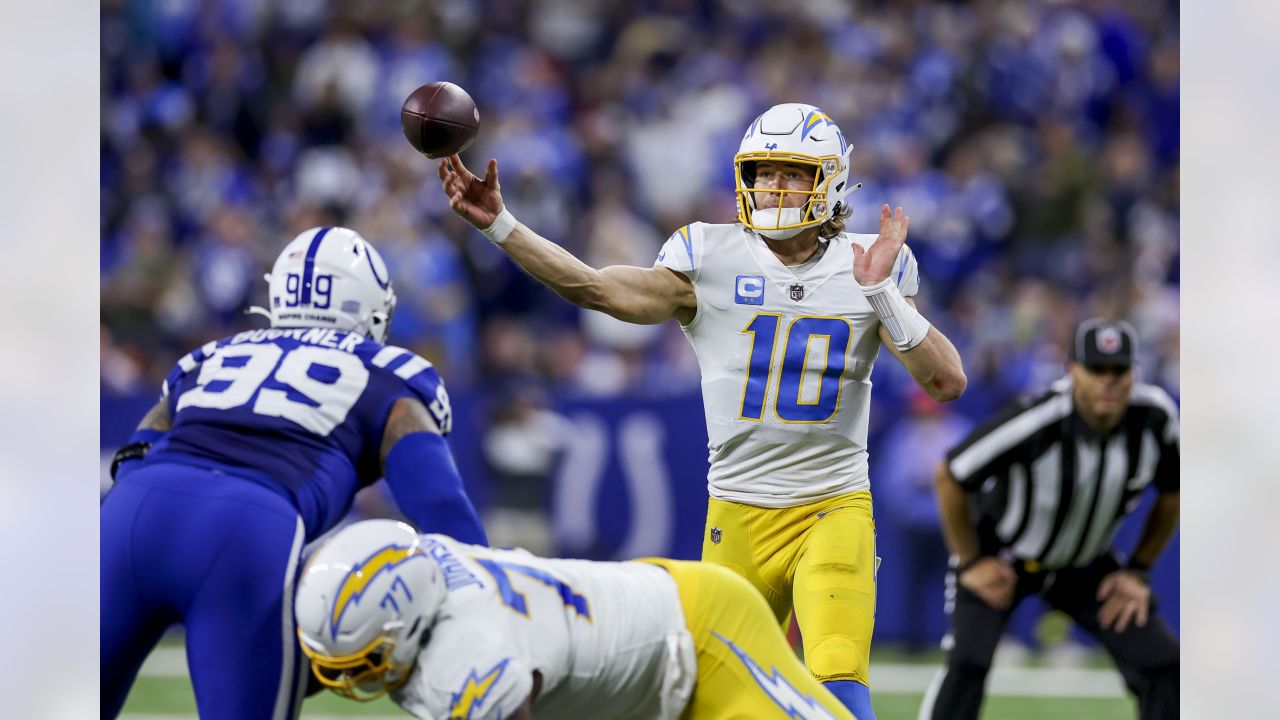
401, 82, 480, 158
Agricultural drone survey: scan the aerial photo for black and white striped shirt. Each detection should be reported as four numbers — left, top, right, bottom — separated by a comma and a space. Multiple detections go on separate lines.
945, 379, 1179, 571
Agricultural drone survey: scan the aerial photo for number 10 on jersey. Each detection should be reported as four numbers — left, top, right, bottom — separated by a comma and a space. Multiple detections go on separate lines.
740, 314, 852, 423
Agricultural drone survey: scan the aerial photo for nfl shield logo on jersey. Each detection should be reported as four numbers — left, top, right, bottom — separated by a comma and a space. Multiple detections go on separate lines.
789, 284, 805, 302
710, 527, 722, 544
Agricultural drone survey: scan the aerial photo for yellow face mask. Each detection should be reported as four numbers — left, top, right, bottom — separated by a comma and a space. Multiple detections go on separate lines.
299, 632, 413, 702
734, 152, 842, 235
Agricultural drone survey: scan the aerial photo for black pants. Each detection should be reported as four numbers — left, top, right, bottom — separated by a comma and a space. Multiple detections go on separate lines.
922, 554, 1179, 720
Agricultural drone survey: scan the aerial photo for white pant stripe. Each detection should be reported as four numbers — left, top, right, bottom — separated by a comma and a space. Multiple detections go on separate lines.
273, 516, 306, 720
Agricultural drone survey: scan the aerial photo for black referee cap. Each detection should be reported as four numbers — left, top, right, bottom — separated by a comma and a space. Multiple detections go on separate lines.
1071, 318, 1138, 368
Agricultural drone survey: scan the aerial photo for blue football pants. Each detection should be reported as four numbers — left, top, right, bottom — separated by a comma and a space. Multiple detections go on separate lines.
101, 463, 309, 719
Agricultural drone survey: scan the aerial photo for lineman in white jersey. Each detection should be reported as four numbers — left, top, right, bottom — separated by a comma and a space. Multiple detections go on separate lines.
434, 102, 967, 719
296, 520, 856, 719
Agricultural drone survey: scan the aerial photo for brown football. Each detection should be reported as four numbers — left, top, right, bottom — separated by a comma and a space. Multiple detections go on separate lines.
401, 82, 480, 158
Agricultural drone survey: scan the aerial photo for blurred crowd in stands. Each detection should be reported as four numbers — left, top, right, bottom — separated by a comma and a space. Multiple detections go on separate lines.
102, 0, 1178, 398
101, 0, 1178, 607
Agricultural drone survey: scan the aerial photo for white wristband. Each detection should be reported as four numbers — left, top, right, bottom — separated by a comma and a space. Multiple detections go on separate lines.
480, 207, 517, 244
860, 276, 931, 352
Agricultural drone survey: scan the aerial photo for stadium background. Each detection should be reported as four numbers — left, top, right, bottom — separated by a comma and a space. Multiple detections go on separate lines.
99, 0, 1178, 716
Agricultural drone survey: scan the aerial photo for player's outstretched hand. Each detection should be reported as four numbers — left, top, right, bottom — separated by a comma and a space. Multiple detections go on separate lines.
438, 154, 504, 230
1097, 569, 1151, 633
959, 557, 1017, 610
852, 204, 909, 287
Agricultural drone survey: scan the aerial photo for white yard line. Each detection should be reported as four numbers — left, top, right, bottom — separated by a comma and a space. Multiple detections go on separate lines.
139, 647, 1125, 699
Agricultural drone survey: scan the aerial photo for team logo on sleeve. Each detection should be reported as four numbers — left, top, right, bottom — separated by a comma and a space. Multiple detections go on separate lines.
735, 275, 765, 306
712, 632, 837, 720
659, 225, 695, 270
450, 658, 510, 719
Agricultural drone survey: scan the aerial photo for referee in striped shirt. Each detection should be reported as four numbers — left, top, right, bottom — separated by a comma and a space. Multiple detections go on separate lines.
922, 319, 1179, 720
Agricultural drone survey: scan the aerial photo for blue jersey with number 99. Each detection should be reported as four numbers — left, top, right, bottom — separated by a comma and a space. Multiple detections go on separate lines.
146, 325, 452, 541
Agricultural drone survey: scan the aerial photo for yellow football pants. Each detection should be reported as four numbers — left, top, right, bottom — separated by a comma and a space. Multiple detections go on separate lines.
700, 490, 877, 685
641, 559, 855, 720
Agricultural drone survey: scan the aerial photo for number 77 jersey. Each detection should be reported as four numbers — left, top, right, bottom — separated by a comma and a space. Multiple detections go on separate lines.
148, 327, 453, 541
657, 222, 920, 507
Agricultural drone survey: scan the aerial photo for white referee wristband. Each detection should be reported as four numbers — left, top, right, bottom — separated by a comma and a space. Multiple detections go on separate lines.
860, 276, 931, 352
480, 207, 518, 245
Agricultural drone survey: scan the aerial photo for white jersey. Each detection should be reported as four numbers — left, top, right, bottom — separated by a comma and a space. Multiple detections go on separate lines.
393, 535, 695, 720
657, 222, 920, 507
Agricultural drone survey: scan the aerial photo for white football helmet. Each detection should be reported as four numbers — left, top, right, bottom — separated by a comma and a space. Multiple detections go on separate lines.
264, 227, 397, 343
295, 520, 445, 701
734, 103, 858, 239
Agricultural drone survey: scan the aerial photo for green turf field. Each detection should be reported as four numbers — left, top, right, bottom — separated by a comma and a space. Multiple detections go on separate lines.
121, 675, 1135, 719
119, 641, 1137, 719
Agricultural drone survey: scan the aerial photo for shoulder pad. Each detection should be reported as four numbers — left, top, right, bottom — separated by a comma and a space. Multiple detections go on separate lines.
161, 339, 222, 399
365, 345, 452, 434
1130, 383, 1179, 444
656, 223, 703, 279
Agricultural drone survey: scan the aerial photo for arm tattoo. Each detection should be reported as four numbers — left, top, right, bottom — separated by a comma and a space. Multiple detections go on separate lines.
380, 397, 441, 467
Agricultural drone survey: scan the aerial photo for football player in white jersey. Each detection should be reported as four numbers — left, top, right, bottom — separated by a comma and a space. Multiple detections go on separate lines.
434, 103, 967, 719
296, 519, 855, 719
